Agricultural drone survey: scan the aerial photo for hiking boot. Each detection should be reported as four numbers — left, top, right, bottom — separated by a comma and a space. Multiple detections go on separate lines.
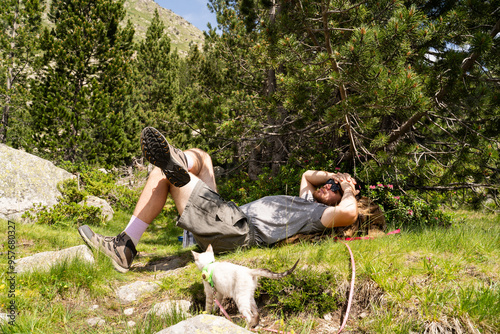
140, 126, 191, 187
78, 225, 137, 273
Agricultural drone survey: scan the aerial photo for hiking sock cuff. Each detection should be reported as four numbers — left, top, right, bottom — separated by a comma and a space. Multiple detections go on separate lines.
124, 215, 149, 246
186, 153, 194, 171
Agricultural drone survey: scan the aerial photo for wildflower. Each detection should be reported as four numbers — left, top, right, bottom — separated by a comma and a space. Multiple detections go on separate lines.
387, 184, 394, 189
408, 209, 414, 216
394, 196, 400, 200
370, 185, 376, 189
335, 167, 341, 171
377, 183, 383, 187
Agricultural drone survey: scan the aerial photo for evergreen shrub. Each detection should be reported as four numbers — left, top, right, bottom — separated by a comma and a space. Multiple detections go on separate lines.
23, 163, 141, 227
257, 269, 339, 317
364, 184, 454, 230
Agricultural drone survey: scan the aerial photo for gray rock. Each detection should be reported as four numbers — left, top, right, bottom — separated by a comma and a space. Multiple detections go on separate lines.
155, 314, 252, 334
0, 144, 75, 221
214, 166, 225, 178
124, 307, 134, 316
79, 195, 114, 222
86, 317, 105, 327
150, 300, 191, 317
116, 281, 160, 304
15, 245, 94, 274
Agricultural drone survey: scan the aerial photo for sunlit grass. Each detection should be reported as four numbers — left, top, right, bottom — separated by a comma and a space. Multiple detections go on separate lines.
0, 210, 498, 333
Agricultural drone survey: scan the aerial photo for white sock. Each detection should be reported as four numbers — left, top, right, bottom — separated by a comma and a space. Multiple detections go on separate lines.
124, 215, 149, 246
186, 153, 194, 171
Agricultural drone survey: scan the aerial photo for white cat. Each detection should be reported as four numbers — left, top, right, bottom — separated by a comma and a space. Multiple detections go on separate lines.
192, 244, 299, 328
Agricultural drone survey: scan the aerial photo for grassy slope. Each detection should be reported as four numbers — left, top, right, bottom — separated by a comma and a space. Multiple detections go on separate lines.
0, 209, 498, 333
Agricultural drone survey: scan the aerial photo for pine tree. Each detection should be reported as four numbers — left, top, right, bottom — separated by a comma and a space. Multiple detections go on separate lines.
408, 0, 500, 201
183, 0, 498, 197
182, 0, 285, 178
185, 0, 432, 179
29, 0, 135, 166
0, 0, 44, 146
131, 9, 180, 141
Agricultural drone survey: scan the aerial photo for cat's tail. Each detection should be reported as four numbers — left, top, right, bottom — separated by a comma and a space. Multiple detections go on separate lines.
251, 259, 299, 279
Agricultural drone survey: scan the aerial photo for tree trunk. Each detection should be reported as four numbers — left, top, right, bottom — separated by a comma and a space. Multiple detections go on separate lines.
267, 0, 287, 176
247, 0, 287, 179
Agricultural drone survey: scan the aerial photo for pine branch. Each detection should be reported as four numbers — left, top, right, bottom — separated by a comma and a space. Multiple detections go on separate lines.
460, 17, 500, 72
436, 16, 500, 103
369, 110, 428, 154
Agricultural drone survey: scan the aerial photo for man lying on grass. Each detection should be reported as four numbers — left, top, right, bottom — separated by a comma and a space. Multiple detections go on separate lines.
78, 127, 384, 273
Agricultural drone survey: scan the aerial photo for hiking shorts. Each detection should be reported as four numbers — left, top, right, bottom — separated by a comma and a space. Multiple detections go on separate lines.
176, 180, 255, 253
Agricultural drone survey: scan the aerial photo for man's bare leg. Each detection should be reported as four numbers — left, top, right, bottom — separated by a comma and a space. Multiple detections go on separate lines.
132, 167, 170, 224
184, 148, 217, 191
78, 147, 216, 272
133, 148, 216, 221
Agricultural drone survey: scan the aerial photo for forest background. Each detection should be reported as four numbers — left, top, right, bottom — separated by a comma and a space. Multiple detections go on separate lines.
1, 0, 499, 215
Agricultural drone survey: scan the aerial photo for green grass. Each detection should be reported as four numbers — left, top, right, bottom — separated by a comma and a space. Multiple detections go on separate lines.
0, 210, 498, 333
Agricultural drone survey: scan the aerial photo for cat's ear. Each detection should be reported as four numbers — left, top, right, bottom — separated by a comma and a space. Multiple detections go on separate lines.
207, 244, 213, 253
191, 250, 199, 260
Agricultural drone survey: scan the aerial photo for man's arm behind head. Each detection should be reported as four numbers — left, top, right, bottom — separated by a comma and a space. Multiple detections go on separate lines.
320, 181, 359, 228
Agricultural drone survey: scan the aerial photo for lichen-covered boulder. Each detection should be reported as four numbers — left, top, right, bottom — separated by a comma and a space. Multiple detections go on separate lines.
79, 195, 114, 222
155, 315, 253, 334
0, 144, 74, 221
15, 245, 94, 273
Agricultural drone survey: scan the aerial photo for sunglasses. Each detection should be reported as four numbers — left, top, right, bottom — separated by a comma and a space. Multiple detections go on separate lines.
325, 179, 342, 193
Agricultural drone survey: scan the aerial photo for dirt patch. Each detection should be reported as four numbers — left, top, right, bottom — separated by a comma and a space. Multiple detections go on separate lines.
464, 264, 494, 284
406, 251, 423, 264
131, 253, 191, 273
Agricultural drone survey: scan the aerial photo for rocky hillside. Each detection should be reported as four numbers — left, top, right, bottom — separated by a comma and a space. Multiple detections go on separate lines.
42, 0, 205, 56
123, 0, 205, 56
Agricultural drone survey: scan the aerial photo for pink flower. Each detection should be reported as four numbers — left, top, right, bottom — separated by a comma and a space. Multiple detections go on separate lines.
408, 209, 414, 216
335, 167, 341, 171
387, 184, 394, 189
377, 184, 383, 188
394, 196, 400, 200
370, 185, 376, 189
